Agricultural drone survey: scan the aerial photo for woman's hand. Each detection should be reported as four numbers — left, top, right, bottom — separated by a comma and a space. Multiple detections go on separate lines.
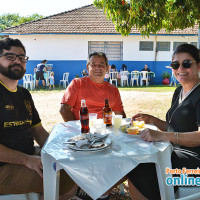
140, 128, 166, 142
131, 113, 155, 124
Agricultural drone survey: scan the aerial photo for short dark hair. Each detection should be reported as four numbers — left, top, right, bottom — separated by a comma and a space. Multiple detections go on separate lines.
0, 38, 26, 55
41, 59, 47, 63
173, 44, 200, 63
87, 52, 108, 66
111, 64, 116, 69
122, 64, 127, 71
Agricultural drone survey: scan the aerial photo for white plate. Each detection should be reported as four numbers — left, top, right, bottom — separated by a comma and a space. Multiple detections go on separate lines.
120, 123, 148, 133
67, 137, 112, 152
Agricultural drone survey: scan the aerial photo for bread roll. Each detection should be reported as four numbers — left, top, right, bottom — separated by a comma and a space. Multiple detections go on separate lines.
126, 127, 139, 135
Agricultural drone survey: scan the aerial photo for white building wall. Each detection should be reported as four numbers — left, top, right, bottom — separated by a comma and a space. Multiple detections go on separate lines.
13, 34, 198, 61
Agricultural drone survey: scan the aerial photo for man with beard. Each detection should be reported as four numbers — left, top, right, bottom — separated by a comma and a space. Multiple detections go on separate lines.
0, 38, 76, 200
60, 52, 126, 121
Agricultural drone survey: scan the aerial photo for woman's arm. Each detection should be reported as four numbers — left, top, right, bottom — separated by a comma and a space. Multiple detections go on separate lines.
140, 127, 200, 147
165, 127, 200, 147
132, 113, 167, 131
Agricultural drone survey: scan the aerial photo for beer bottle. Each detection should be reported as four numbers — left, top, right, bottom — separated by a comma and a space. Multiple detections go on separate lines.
80, 99, 90, 134
103, 98, 112, 126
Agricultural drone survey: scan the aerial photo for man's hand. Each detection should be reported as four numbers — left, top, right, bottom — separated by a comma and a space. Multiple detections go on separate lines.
25, 155, 43, 178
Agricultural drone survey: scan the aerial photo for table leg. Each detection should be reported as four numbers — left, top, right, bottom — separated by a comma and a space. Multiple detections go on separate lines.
42, 152, 60, 200
156, 145, 175, 200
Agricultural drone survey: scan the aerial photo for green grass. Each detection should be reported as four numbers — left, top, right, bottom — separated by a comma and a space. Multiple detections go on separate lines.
29, 85, 66, 93
27, 84, 178, 93
118, 85, 177, 92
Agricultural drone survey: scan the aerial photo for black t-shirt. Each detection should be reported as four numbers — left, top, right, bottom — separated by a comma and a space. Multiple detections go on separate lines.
141, 68, 151, 72
36, 63, 46, 72
166, 84, 200, 154
0, 81, 41, 166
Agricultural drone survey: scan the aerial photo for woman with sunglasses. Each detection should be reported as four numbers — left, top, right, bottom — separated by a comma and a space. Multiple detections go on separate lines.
127, 44, 200, 200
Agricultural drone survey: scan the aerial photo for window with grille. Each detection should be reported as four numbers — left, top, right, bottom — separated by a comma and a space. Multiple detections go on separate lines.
139, 41, 154, 51
190, 42, 197, 47
173, 42, 187, 50
88, 41, 123, 61
156, 42, 170, 51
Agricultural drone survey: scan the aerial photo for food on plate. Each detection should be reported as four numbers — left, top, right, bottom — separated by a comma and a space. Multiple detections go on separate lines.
121, 124, 129, 132
132, 121, 145, 128
126, 127, 140, 135
69, 135, 86, 141
91, 141, 105, 148
120, 121, 146, 134
67, 134, 107, 149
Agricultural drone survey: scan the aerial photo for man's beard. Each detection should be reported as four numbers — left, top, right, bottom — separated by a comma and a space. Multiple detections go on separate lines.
0, 63, 26, 80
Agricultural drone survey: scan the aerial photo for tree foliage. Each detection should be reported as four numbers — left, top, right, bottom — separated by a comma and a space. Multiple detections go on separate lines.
0, 13, 43, 31
94, 0, 200, 36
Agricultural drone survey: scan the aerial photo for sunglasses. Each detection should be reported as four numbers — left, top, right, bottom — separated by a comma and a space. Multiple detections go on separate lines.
170, 60, 196, 70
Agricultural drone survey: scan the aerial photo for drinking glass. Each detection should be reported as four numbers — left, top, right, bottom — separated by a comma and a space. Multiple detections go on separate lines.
89, 113, 98, 128
114, 115, 123, 129
93, 119, 106, 135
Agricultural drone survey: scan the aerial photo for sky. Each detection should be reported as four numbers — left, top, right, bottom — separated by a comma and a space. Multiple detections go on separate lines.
0, 0, 94, 17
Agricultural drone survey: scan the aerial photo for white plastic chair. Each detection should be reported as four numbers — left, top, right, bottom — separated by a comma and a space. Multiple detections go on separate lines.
59, 72, 69, 88
45, 71, 51, 86
33, 74, 36, 88
0, 193, 39, 200
23, 74, 34, 90
109, 72, 118, 86
120, 71, 129, 87
140, 71, 149, 86
130, 71, 139, 86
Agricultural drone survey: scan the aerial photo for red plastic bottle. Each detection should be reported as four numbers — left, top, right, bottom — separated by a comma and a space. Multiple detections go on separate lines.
80, 99, 90, 133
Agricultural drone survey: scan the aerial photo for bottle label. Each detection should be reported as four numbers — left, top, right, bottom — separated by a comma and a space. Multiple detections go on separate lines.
80, 114, 89, 120
104, 113, 112, 123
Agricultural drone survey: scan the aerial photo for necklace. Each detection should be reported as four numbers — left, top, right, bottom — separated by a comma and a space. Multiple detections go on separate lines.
179, 80, 200, 104
168, 80, 200, 123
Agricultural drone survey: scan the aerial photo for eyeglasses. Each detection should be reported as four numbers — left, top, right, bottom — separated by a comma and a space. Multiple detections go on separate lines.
170, 60, 196, 70
0, 53, 29, 63
90, 63, 106, 69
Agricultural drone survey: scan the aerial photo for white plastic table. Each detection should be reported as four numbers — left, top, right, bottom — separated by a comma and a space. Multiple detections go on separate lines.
41, 119, 174, 200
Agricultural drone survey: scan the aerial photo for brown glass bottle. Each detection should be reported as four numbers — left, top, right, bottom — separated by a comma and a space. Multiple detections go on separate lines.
103, 98, 112, 126
80, 99, 90, 133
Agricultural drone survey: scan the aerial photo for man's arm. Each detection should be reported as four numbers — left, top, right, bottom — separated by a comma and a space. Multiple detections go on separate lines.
60, 103, 76, 122
114, 110, 126, 118
32, 124, 49, 147
0, 144, 43, 177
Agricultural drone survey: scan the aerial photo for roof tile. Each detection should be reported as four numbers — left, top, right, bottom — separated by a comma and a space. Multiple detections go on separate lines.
0, 4, 198, 35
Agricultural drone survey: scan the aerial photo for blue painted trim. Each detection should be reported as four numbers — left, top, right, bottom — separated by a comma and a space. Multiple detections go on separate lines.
0, 32, 197, 36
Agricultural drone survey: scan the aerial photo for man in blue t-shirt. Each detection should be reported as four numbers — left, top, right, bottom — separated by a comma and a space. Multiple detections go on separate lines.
34, 60, 47, 89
